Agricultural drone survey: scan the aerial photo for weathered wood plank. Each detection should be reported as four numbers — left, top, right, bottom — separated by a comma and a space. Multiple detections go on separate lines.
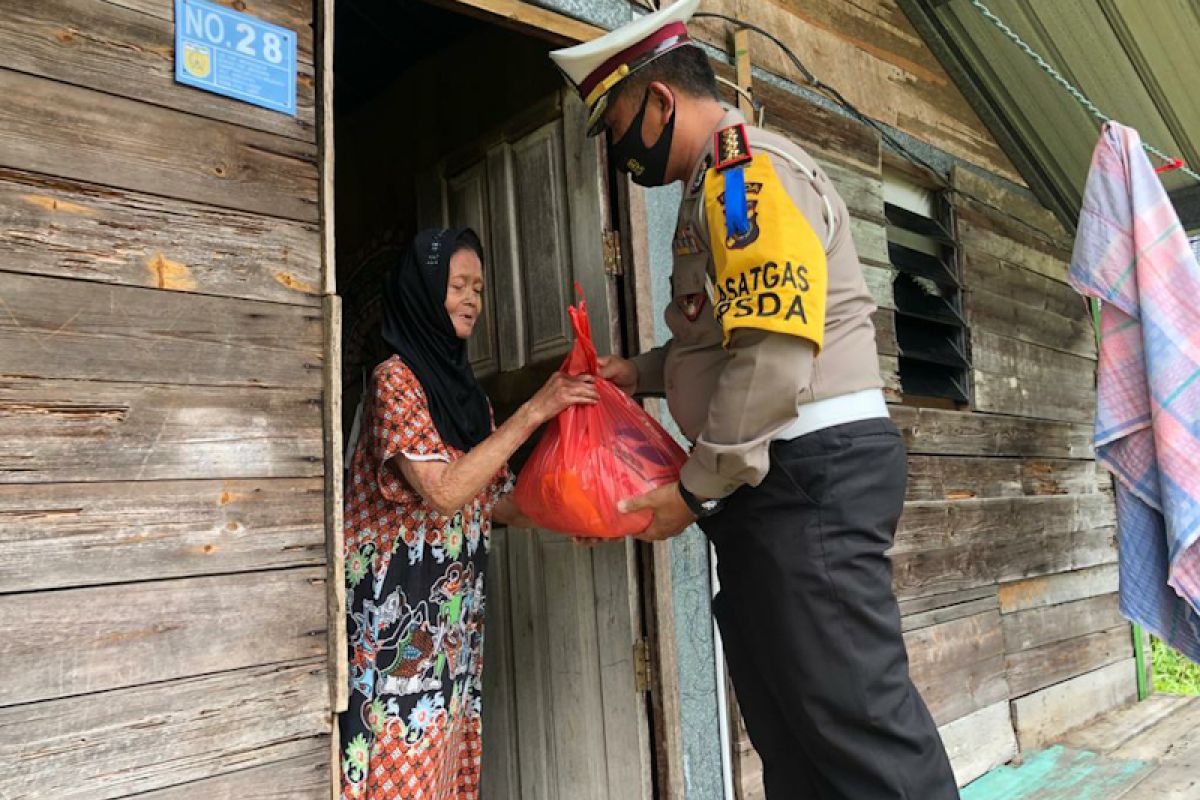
732, 747, 765, 800
965, 252, 1094, 357
322, 294, 347, 714
1110, 698, 1200, 765
319, 0, 335, 294
403, 0, 601, 46
880, 353, 902, 402
999, 563, 1120, 615
850, 215, 889, 268
131, 749, 330, 800
746, 70, 882, 175
1005, 625, 1133, 697
905, 610, 1009, 725
891, 405, 1094, 459
899, 585, 995, 617
0, 271, 323, 388
1062, 694, 1193, 754
481, 530, 521, 800
972, 330, 1097, 423
864, 263, 896, 309
957, 208, 1073, 275
1117, 765, 1200, 800
901, 590, 999, 633
0, 659, 329, 800
951, 166, 1067, 242
937, 701, 1017, 788
0, 68, 318, 221
964, 251, 1084, 320
1010, 659, 1137, 751
593, 540, 653, 799
0, 478, 324, 593
906, 455, 1099, 500
892, 495, 1117, 599
0, 0, 316, 140
960, 744, 1152, 799
539, 536, 609, 796
0, 568, 327, 707
504, 531, 556, 800
821, 159, 885, 226
0, 378, 322, 484
700, 0, 1017, 179
0, 168, 321, 305
968, 279, 1096, 360
874, 308, 899, 356
1003, 593, 1125, 653
959, 216, 1070, 284
103, 0, 316, 62
974, 284, 1099, 359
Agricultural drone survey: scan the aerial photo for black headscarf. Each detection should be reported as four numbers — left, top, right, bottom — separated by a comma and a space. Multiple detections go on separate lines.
381, 228, 491, 453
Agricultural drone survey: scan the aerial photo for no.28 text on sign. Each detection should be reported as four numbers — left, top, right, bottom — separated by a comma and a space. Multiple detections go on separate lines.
174, 0, 298, 115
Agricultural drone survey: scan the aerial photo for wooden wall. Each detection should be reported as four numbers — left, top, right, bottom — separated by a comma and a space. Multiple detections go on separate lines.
692, 0, 1022, 183
0, 1, 338, 798
713, 19, 1129, 800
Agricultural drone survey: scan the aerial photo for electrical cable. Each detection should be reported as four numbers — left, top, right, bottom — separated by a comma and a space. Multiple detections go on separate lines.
693, 11, 1076, 241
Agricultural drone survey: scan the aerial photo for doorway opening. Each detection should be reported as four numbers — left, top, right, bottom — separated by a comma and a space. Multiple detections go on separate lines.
332, 3, 659, 797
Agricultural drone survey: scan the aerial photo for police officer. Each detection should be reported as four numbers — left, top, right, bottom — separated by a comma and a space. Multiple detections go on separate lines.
551, 2, 960, 798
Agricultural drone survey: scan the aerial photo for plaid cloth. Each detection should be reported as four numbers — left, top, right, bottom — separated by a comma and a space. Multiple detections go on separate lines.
1069, 122, 1200, 664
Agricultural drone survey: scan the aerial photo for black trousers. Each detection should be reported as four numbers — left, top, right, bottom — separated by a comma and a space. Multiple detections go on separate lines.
700, 419, 959, 800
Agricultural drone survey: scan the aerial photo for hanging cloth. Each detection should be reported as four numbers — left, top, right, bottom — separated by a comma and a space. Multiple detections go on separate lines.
1069, 121, 1200, 663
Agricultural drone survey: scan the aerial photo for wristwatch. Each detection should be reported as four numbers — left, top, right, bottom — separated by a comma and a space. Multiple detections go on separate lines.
678, 482, 726, 518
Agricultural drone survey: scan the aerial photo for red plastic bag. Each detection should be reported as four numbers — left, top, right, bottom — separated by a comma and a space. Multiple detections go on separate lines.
514, 297, 687, 538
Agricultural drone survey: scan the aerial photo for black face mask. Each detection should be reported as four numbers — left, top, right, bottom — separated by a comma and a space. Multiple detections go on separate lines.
608, 88, 676, 187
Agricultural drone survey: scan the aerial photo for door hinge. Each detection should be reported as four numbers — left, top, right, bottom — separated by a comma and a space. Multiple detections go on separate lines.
602, 230, 624, 277
634, 637, 653, 693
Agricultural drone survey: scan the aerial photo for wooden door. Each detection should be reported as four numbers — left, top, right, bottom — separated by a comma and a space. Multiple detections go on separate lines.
419, 91, 652, 800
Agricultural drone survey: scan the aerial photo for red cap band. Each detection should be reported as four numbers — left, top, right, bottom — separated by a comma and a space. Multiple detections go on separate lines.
577, 22, 690, 100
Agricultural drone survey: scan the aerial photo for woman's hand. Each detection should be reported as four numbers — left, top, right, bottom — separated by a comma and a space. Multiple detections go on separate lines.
492, 496, 535, 528
524, 372, 599, 425
597, 355, 638, 397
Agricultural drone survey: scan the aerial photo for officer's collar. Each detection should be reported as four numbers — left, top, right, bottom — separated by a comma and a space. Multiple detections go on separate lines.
685, 105, 747, 197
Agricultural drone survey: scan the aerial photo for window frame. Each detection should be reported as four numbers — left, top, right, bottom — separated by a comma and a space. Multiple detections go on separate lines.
883, 168, 972, 409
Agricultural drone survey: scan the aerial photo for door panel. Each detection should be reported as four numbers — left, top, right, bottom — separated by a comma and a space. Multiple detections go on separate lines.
447, 162, 499, 377
427, 92, 651, 800
485, 143, 526, 373
511, 121, 574, 364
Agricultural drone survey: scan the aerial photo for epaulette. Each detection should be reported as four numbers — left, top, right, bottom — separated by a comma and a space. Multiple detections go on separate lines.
714, 123, 753, 172
714, 123, 753, 238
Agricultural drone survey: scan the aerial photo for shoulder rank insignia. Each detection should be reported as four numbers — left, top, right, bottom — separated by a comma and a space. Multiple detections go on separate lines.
714, 123, 753, 172
714, 124, 753, 240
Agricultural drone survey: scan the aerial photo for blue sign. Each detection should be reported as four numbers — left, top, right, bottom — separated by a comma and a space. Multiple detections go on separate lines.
175, 0, 297, 115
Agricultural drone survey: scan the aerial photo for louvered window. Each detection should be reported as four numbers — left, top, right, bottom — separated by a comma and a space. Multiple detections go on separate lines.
884, 171, 970, 405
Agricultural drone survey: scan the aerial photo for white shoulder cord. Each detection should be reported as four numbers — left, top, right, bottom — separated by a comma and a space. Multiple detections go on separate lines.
755, 142, 838, 250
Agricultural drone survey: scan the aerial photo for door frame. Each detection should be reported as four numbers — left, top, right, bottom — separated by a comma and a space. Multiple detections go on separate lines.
618, 178, 689, 800
319, 3, 685, 797
316, 2, 346, 798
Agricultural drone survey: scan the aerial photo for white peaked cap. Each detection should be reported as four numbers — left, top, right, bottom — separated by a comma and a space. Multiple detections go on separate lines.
549, 0, 702, 134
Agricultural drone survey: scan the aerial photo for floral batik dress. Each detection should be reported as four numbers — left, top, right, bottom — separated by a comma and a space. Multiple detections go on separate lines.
340, 356, 510, 800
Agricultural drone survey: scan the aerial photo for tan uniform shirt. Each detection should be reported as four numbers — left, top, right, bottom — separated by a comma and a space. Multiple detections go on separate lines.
633, 108, 883, 499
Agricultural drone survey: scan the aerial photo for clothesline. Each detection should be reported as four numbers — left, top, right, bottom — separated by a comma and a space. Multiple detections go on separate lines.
968, 0, 1200, 184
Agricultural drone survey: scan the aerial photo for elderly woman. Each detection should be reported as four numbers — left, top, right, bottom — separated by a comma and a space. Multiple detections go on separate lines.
339, 228, 596, 799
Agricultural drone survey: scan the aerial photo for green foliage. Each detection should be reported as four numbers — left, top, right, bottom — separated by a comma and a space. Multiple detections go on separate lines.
1151, 636, 1200, 696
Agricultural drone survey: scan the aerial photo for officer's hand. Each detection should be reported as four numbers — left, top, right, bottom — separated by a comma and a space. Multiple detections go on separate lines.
597, 355, 638, 397
620, 482, 695, 542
